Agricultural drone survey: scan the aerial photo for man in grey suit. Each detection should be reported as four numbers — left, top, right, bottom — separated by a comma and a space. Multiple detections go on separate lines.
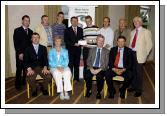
85, 34, 109, 99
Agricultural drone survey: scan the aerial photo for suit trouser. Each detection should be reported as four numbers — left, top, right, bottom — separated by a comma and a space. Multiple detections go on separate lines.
83, 47, 90, 77
15, 53, 26, 88
105, 69, 132, 94
68, 46, 81, 81
131, 52, 144, 93
26, 67, 52, 92
84, 68, 105, 93
50, 67, 72, 93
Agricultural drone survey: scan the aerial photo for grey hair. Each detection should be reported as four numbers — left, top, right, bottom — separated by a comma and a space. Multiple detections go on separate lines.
96, 34, 105, 40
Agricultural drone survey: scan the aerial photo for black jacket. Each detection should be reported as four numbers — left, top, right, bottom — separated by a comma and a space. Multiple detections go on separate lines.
108, 46, 133, 71
24, 44, 48, 69
13, 26, 33, 54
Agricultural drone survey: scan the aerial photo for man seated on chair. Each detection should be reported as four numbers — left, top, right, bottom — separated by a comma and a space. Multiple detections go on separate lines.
48, 36, 72, 100
105, 36, 133, 99
24, 32, 52, 97
85, 34, 109, 99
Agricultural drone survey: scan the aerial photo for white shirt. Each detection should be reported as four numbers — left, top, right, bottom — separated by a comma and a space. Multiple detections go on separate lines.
117, 47, 124, 68
130, 26, 142, 51
99, 27, 114, 49
32, 43, 39, 54
72, 26, 77, 34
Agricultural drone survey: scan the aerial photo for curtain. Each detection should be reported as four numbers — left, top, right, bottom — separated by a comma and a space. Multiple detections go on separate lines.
5, 5, 12, 77
44, 5, 61, 25
125, 5, 140, 29
95, 5, 109, 28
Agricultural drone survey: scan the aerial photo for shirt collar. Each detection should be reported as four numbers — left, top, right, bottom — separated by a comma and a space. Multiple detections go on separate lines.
22, 26, 28, 30
118, 47, 124, 51
32, 43, 39, 47
136, 26, 142, 31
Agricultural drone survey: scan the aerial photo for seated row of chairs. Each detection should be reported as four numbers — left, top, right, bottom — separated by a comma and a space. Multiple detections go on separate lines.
27, 75, 127, 99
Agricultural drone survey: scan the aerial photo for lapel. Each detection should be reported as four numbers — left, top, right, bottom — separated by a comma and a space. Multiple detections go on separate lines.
31, 45, 37, 57
21, 26, 28, 35
123, 47, 126, 66
100, 48, 104, 65
92, 47, 97, 64
70, 26, 77, 37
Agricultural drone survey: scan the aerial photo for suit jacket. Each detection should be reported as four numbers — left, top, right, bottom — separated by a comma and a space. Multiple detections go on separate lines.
108, 46, 133, 71
24, 44, 48, 69
87, 47, 109, 71
64, 26, 83, 49
114, 28, 131, 47
129, 27, 152, 63
48, 47, 69, 69
13, 26, 33, 54
34, 24, 52, 47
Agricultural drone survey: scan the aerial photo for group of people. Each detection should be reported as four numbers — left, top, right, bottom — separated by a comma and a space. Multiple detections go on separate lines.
13, 11, 152, 100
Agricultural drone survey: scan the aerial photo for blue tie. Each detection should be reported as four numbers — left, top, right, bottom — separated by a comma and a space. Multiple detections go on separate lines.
94, 48, 101, 67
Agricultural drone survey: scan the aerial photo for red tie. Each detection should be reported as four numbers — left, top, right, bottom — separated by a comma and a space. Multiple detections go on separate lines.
131, 29, 138, 48
114, 48, 121, 68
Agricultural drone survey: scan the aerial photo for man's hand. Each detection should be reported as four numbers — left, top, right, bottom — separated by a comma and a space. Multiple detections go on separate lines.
74, 43, 80, 47
90, 68, 95, 75
42, 66, 50, 75
27, 68, 34, 76
94, 69, 102, 75
19, 53, 24, 60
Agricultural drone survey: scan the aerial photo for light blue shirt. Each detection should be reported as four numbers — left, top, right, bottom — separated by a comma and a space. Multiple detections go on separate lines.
117, 47, 124, 68
44, 25, 53, 46
93, 47, 102, 67
48, 47, 69, 68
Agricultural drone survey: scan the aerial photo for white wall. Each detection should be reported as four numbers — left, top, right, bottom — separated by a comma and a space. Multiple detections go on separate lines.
8, 5, 44, 74
108, 5, 125, 32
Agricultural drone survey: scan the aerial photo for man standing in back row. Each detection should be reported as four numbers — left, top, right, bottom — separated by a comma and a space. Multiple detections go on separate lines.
13, 15, 33, 90
128, 16, 152, 97
64, 16, 83, 82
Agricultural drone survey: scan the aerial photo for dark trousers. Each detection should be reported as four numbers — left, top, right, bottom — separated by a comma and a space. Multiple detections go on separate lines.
15, 54, 26, 88
26, 67, 52, 92
105, 69, 132, 94
84, 68, 105, 93
131, 52, 144, 93
68, 46, 81, 81
83, 47, 90, 77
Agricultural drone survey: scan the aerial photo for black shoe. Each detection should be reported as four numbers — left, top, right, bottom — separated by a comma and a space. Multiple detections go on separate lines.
42, 90, 49, 95
134, 92, 142, 97
85, 90, 92, 98
96, 92, 101, 99
108, 90, 116, 99
128, 88, 135, 92
32, 91, 37, 97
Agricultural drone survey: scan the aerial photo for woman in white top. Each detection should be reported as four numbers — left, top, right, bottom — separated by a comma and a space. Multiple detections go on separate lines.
99, 17, 114, 50
48, 36, 72, 100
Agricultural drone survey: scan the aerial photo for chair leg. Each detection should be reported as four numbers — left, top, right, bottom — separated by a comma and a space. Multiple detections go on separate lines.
103, 80, 108, 99
52, 78, 54, 96
48, 84, 51, 96
84, 80, 86, 97
125, 89, 128, 99
72, 78, 74, 95
27, 81, 30, 99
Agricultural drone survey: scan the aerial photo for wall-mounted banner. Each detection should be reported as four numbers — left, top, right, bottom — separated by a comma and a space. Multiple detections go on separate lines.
68, 5, 96, 28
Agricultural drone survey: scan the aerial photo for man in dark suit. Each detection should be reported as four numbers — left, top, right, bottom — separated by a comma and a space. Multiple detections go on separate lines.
85, 34, 109, 99
64, 16, 83, 82
13, 15, 33, 90
105, 36, 133, 99
24, 32, 52, 97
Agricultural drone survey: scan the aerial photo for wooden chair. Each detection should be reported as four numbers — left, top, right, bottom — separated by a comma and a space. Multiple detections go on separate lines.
27, 75, 51, 98
103, 76, 128, 99
83, 75, 107, 98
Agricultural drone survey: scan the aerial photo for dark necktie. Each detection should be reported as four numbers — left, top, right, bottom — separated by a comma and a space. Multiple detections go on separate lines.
114, 48, 121, 68
73, 27, 77, 35
131, 29, 138, 48
25, 28, 28, 35
94, 48, 101, 67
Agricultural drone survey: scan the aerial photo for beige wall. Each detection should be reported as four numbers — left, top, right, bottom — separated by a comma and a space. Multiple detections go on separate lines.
108, 5, 125, 32
8, 5, 44, 74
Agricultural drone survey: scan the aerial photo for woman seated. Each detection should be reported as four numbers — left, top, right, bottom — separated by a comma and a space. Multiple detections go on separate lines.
48, 36, 72, 100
